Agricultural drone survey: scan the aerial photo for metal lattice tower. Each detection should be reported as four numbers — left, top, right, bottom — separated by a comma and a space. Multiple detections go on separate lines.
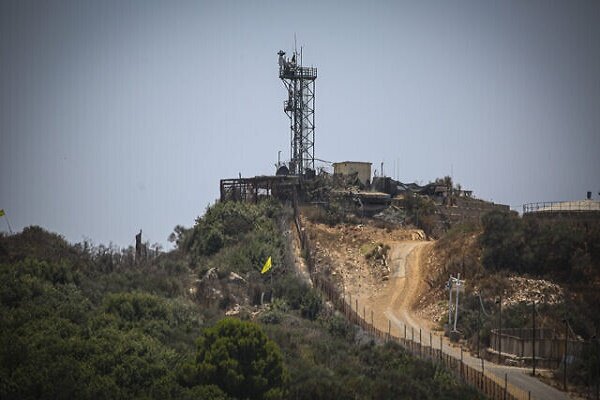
278, 49, 317, 176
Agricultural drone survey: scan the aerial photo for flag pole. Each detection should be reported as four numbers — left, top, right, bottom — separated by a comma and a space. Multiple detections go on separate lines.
261, 257, 274, 302
270, 266, 273, 301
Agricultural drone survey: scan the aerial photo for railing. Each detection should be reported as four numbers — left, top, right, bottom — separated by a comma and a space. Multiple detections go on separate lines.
291, 200, 537, 400
523, 201, 600, 214
279, 66, 317, 80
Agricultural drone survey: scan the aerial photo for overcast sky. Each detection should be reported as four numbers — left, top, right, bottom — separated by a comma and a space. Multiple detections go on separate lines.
1, 0, 599, 248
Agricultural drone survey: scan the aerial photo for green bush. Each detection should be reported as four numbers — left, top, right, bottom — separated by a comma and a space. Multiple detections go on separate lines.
326, 313, 355, 340
300, 289, 322, 320
480, 210, 600, 283
195, 318, 288, 399
273, 275, 308, 309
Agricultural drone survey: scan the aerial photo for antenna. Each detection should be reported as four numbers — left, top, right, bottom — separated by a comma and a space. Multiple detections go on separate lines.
277, 45, 317, 176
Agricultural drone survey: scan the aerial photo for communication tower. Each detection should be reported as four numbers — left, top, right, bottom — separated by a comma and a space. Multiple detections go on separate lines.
277, 49, 317, 176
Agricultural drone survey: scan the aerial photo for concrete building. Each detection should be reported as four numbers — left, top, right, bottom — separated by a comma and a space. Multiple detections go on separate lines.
332, 161, 372, 187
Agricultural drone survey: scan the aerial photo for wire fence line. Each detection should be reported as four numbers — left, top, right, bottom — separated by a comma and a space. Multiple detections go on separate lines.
292, 202, 535, 400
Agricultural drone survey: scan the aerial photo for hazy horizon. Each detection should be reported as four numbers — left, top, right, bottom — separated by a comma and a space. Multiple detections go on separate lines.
1, 1, 599, 248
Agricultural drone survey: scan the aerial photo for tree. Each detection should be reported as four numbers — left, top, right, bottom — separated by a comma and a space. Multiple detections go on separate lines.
195, 318, 287, 399
480, 210, 525, 271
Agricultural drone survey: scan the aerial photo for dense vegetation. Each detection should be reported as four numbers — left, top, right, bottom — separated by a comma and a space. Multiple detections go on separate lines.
1, 200, 481, 399
433, 210, 600, 390
0, 228, 209, 399
480, 210, 600, 282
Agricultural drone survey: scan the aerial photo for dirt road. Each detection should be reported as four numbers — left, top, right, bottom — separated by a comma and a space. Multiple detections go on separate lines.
377, 242, 569, 400
360, 241, 430, 333
305, 220, 569, 399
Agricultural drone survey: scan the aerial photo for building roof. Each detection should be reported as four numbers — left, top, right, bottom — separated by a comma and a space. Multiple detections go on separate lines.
332, 161, 372, 166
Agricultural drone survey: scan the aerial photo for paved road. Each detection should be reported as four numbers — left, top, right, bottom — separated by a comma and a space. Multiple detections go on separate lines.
382, 242, 570, 400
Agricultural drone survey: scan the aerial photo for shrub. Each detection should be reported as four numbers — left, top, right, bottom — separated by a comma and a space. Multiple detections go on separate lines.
195, 318, 288, 399
300, 289, 322, 320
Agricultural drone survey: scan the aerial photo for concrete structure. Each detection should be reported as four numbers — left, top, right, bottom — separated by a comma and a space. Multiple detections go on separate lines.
523, 199, 600, 214
523, 199, 600, 225
489, 328, 587, 369
332, 161, 372, 187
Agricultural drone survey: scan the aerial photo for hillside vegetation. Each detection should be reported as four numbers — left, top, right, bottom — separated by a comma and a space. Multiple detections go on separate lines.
1, 200, 481, 399
426, 210, 600, 389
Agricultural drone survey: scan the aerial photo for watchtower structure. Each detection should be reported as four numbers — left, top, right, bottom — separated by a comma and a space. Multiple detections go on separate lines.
278, 49, 317, 176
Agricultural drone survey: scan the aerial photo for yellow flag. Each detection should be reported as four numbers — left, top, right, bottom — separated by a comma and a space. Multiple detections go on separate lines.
260, 256, 272, 274
0, 209, 4, 217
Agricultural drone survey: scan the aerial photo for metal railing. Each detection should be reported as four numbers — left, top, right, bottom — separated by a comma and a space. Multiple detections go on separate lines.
279, 66, 317, 80
523, 201, 600, 214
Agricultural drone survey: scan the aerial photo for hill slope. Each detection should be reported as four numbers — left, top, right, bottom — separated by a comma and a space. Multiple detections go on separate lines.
0, 200, 481, 399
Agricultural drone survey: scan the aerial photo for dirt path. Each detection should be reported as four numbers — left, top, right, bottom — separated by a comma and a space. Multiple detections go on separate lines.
375, 242, 570, 400
361, 241, 431, 334
304, 219, 569, 398
331, 236, 567, 400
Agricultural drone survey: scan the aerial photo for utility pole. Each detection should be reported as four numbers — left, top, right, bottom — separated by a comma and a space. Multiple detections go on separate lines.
532, 301, 536, 376
477, 300, 481, 358
593, 334, 599, 400
448, 278, 453, 328
497, 295, 502, 364
447, 274, 465, 338
454, 273, 461, 332
563, 318, 568, 391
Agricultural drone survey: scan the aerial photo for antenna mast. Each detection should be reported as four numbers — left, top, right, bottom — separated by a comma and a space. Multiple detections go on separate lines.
277, 47, 317, 176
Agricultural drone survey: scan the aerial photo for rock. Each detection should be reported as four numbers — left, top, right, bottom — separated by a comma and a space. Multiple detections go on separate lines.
228, 271, 247, 284
225, 304, 241, 316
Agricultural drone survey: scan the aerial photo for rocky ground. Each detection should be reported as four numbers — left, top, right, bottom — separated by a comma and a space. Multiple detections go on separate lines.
304, 217, 425, 301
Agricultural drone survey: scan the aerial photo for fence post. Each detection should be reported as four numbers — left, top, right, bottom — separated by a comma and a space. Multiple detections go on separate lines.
481, 358, 484, 390
430, 332, 433, 357
461, 348, 464, 379
440, 336, 443, 361
419, 328, 422, 358
563, 319, 568, 391
504, 373, 507, 400
388, 320, 391, 342
363, 306, 365, 329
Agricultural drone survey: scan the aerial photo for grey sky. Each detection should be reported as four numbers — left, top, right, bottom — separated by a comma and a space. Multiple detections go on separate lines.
1, 1, 599, 248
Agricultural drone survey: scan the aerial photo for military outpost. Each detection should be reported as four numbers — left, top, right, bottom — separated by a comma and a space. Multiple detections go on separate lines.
219, 48, 515, 237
